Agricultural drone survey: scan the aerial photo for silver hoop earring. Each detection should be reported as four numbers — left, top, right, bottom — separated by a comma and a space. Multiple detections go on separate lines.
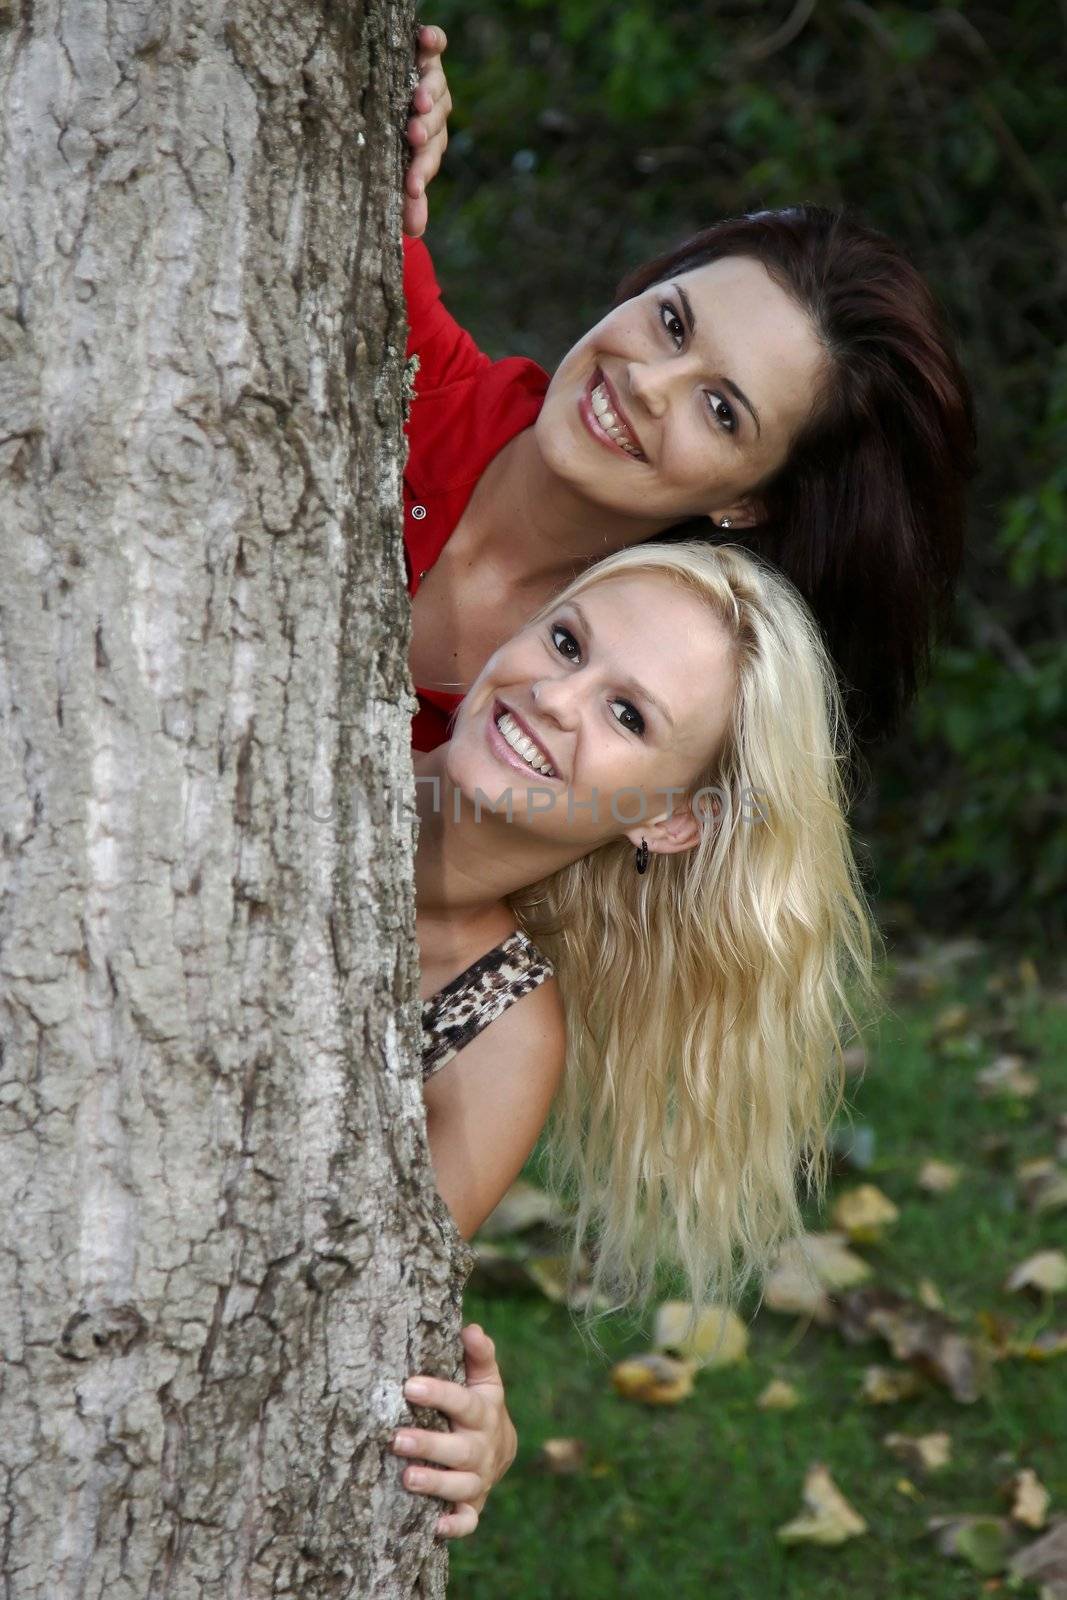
720, 517, 733, 529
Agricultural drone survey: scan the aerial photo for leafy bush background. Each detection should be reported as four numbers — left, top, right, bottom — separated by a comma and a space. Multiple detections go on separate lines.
421, 0, 1066, 935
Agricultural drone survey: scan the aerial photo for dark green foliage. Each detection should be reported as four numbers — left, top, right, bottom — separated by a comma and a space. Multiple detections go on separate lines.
420, 0, 1067, 931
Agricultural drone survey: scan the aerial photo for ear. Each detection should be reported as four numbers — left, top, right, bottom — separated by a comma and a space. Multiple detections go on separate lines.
623, 800, 704, 859
708, 498, 763, 532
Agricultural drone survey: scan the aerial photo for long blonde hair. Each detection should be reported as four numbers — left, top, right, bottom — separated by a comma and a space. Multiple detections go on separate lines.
508, 542, 878, 1311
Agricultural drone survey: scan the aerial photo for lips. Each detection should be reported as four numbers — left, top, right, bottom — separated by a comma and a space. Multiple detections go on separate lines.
597, 369, 644, 455
491, 698, 561, 780
581, 368, 647, 461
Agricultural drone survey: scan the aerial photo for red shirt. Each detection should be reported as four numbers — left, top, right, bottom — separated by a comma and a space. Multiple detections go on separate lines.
403, 237, 550, 750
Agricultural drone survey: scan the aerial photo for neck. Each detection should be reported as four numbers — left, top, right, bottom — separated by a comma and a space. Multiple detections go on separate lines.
414, 745, 588, 929
469, 427, 670, 587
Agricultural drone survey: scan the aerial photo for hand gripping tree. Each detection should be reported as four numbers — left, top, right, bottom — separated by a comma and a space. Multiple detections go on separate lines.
0, 4, 463, 1595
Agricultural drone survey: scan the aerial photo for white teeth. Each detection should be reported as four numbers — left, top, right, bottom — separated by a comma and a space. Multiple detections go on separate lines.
495, 712, 556, 777
590, 382, 642, 456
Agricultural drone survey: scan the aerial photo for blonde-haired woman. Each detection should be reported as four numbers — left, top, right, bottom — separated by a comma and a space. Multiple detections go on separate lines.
394, 541, 877, 1535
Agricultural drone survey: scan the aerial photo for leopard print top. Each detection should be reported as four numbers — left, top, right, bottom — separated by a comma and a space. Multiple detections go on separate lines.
422, 928, 555, 1080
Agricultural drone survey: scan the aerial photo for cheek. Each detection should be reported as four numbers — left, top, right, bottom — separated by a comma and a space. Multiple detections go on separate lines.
656, 416, 717, 497
488, 645, 552, 700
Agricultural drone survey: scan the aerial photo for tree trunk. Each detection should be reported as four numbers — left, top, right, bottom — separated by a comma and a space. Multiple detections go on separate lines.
0, 3, 466, 1595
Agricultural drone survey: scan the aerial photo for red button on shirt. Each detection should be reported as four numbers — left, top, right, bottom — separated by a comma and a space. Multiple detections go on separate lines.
403, 237, 550, 752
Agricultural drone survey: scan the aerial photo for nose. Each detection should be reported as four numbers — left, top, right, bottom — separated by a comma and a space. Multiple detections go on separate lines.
531, 672, 581, 731
626, 356, 678, 419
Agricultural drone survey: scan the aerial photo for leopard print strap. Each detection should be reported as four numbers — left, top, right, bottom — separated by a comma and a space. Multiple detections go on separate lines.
421, 929, 555, 1081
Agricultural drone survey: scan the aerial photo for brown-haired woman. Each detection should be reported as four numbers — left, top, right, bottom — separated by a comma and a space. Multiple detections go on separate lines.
403, 34, 975, 755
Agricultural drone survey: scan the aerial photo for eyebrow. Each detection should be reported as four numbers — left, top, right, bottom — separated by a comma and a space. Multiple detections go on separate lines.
674, 281, 763, 439
570, 601, 676, 730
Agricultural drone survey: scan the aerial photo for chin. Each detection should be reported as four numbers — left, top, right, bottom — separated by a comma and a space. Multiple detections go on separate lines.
443, 734, 488, 796
533, 398, 584, 480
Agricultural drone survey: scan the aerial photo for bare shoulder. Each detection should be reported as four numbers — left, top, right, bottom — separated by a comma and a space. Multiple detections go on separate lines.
422, 974, 566, 1239
423, 972, 565, 1117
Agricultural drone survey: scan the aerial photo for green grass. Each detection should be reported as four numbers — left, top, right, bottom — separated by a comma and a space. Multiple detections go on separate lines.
450, 956, 1067, 1599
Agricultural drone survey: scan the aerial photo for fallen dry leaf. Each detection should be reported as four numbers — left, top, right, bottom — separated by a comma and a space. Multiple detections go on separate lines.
538, 1438, 586, 1475
978, 1308, 1020, 1358
777, 1464, 867, 1545
468, 1244, 613, 1312
976, 1054, 1040, 1099
1018, 956, 1040, 990
757, 1378, 801, 1411
1005, 1249, 1067, 1297
917, 1277, 946, 1311
929, 1515, 1015, 1574
836, 1286, 989, 1403
889, 958, 942, 1000
931, 1002, 972, 1039
611, 1353, 696, 1405
1018, 1156, 1057, 1193
762, 1232, 871, 1323
1016, 1159, 1067, 1216
918, 1159, 962, 1193
653, 1302, 749, 1369
468, 1241, 547, 1296
884, 1431, 952, 1473
1009, 1517, 1067, 1592
528, 1255, 614, 1313
831, 1184, 900, 1243
477, 1179, 567, 1239
932, 937, 987, 968
1012, 1468, 1051, 1530
861, 1364, 925, 1404
836, 1285, 915, 1344
1003, 1327, 1067, 1362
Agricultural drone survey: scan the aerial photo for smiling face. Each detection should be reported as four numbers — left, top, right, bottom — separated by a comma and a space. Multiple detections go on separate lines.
445, 572, 738, 854
536, 254, 828, 526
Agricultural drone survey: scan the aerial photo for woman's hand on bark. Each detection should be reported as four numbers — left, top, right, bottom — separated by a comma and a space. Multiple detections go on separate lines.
392, 1323, 518, 1539
404, 25, 451, 239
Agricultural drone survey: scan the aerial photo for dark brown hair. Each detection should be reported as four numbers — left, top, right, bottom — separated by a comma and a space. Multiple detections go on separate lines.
616, 206, 976, 744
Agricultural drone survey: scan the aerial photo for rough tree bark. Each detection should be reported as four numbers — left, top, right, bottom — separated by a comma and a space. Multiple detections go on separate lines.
0, 3, 467, 1595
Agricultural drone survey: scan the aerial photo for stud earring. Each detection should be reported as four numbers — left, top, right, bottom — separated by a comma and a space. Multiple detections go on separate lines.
720, 516, 733, 529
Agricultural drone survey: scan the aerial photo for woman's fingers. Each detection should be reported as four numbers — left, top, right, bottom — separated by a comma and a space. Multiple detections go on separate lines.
436, 1503, 479, 1540
393, 1330, 516, 1533
416, 23, 447, 68
401, 1462, 484, 1506
406, 125, 448, 191
404, 1374, 484, 1426
403, 192, 429, 239
393, 1427, 475, 1471
460, 1323, 502, 1385
402, 24, 450, 236
407, 99, 450, 150
410, 74, 447, 120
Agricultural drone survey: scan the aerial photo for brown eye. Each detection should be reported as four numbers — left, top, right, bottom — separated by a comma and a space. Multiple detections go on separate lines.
551, 623, 580, 661
611, 700, 645, 737
659, 301, 685, 349
706, 393, 737, 433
